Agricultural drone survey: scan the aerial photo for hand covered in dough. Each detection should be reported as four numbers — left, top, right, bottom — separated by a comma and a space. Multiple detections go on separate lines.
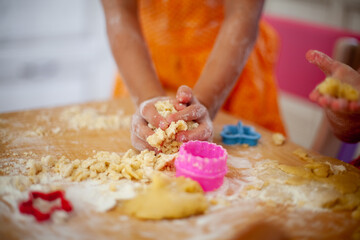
131, 96, 172, 151
306, 50, 360, 142
167, 85, 214, 142
306, 50, 360, 112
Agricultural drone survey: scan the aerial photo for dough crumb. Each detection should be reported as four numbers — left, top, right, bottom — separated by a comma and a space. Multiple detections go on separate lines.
317, 77, 359, 101
26, 159, 42, 176
272, 133, 285, 146
122, 174, 208, 219
154, 100, 177, 118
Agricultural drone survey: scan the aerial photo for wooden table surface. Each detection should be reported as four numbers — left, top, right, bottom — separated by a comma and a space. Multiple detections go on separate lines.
0, 97, 359, 240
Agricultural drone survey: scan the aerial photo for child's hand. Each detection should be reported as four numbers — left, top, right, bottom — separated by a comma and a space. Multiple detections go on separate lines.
167, 86, 214, 142
131, 96, 171, 151
306, 50, 360, 112
306, 50, 360, 142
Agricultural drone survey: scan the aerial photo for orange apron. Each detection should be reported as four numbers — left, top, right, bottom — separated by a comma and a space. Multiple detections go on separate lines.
113, 0, 286, 135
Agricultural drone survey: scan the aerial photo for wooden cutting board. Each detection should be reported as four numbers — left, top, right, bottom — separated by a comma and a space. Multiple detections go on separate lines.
0, 97, 359, 240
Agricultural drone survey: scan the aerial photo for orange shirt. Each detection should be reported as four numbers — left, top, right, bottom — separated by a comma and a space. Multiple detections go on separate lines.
113, 0, 286, 135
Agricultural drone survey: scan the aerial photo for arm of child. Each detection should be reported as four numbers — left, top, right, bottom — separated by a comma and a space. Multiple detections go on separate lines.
193, 0, 265, 119
102, 0, 175, 150
102, 0, 165, 106
167, 0, 264, 142
306, 50, 360, 142
102, 0, 169, 125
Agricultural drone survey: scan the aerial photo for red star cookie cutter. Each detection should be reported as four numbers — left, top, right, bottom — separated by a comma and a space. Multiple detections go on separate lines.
19, 190, 72, 222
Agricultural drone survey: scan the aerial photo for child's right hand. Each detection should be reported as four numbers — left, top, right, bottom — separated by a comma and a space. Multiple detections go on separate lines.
167, 85, 214, 142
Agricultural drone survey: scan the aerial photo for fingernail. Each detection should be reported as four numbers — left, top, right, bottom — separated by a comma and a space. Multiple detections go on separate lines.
178, 135, 186, 142
160, 120, 169, 129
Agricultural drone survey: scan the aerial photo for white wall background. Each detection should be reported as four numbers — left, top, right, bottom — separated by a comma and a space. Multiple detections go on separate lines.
0, 0, 359, 155
0, 0, 115, 113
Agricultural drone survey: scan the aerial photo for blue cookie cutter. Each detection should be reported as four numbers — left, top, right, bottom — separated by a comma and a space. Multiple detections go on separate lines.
220, 121, 261, 146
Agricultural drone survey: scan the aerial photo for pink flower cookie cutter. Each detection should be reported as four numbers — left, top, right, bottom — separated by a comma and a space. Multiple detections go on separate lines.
175, 141, 228, 192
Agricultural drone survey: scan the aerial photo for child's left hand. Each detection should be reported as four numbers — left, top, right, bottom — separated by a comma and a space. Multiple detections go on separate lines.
168, 85, 214, 142
306, 50, 360, 142
306, 50, 360, 112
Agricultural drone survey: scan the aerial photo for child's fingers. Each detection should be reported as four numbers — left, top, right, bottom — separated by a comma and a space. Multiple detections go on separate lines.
318, 95, 332, 108
170, 99, 187, 111
309, 89, 321, 102
176, 85, 193, 104
173, 102, 187, 111
306, 50, 337, 76
329, 98, 348, 112
349, 101, 360, 112
140, 103, 168, 130
131, 133, 156, 152
131, 114, 155, 141
166, 104, 207, 123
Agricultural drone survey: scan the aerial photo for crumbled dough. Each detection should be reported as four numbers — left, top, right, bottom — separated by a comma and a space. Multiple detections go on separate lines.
30, 150, 176, 182
272, 133, 286, 146
122, 174, 208, 219
154, 100, 177, 118
26, 159, 42, 176
41, 155, 55, 168
147, 120, 189, 154
14, 176, 32, 191
317, 77, 359, 101
146, 100, 199, 154
61, 106, 131, 130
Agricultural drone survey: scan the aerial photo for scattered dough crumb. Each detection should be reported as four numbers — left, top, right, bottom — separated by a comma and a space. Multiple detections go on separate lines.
26, 159, 42, 176
41, 155, 55, 168
272, 133, 285, 146
31, 150, 176, 182
122, 174, 208, 219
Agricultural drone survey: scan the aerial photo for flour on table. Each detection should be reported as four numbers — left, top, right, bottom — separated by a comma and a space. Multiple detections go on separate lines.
24, 127, 46, 137
241, 149, 360, 219
61, 106, 131, 130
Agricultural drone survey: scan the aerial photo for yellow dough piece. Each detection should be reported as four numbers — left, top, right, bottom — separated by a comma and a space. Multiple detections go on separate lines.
122, 174, 208, 220
317, 77, 359, 101
272, 133, 286, 146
